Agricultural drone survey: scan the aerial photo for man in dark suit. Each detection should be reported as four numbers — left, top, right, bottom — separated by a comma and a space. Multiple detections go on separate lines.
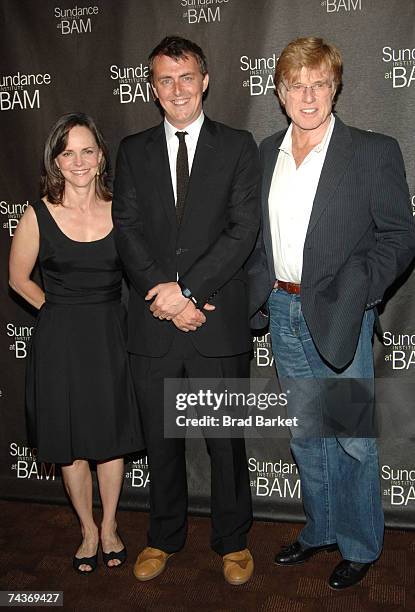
112, 36, 259, 584
248, 37, 415, 589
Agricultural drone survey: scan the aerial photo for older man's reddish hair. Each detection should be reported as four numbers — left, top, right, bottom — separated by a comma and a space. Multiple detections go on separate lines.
275, 37, 343, 93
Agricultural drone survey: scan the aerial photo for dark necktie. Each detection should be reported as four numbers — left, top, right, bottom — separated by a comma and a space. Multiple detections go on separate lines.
175, 131, 189, 225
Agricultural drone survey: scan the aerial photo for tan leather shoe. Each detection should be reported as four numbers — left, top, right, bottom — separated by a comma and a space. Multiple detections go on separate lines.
133, 546, 173, 581
223, 548, 254, 585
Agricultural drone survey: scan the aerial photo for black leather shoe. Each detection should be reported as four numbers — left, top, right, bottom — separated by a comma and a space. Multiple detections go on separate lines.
274, 541, 338, 566
329, 560, 372, 589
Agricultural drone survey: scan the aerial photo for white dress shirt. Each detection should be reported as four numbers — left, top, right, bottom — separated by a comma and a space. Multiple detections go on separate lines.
164, 112, 205, 203
269, 114, 335, 284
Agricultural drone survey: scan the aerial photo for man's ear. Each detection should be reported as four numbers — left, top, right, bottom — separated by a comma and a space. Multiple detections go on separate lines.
202, 73, 209, 93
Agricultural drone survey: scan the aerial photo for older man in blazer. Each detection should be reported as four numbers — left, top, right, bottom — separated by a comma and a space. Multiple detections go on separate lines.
248, 37, 415, 589
112, 36, 259, 584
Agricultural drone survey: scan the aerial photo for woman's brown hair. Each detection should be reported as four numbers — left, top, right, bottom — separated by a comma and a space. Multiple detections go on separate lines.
41, 112, 112, 205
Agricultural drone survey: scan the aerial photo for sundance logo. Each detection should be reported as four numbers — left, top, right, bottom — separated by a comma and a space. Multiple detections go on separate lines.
240, 54, 277, 96
383, 46, 415, 88
6, 323, 34, 359
1, 200, 28, 236
126, 456, 150, 488
109, 64, 152, 104
180, 0, 229, 24
54, 5, 99, 35
248, 456, 300, 498
253, 332, 274, 368
321, 0, 362, 11
383, 331, 415, 370
9, 443, 56, 480
0, 72, 51, 111
382, 464, 415, 507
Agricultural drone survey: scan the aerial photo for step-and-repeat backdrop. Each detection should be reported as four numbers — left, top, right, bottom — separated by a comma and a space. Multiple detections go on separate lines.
1, 0, 414, 528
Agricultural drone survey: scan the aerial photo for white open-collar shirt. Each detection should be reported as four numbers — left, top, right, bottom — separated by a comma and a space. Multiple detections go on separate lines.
268, 114, 335, 284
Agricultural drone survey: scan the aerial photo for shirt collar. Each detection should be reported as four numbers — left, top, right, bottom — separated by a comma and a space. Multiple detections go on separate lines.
279, 114, 335, 155
164, 111, 205, 143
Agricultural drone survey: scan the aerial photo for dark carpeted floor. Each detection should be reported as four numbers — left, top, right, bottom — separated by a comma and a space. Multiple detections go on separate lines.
0, 500, 414, 611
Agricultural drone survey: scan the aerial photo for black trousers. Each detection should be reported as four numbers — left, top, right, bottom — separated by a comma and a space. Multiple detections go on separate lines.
129, 331, 252, 556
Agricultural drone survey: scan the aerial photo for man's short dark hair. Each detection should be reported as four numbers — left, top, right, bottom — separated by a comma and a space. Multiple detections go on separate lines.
148, 35, 208, 83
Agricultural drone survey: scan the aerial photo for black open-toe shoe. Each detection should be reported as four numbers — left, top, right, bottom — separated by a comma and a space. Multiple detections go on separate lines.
102, 546, 127, 568
73, 552, 98, 575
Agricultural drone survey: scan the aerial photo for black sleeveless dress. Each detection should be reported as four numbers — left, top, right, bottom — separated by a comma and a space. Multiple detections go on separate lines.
26, 200, 144, 464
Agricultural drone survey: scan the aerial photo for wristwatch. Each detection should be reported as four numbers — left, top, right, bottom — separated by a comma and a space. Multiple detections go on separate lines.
178, 279, 197, 305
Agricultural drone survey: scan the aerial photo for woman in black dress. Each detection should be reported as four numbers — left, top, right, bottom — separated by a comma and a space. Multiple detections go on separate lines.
9, 113, 143, 574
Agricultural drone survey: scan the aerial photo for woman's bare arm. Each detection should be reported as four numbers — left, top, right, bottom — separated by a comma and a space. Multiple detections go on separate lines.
9, 206, 45, 310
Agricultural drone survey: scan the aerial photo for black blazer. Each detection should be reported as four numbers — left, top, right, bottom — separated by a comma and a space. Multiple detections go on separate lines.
112, 117, 260, 357
248, 117, 415, 370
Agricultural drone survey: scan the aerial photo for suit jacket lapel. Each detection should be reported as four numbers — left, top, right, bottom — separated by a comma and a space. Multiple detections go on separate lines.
262, 131, 285, 269
306, 117, 354, 237
145, 122, 177, 227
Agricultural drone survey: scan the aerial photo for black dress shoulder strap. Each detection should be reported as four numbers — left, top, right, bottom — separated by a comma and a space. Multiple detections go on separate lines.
31, 199, 60, 238
30, 199, 43, 214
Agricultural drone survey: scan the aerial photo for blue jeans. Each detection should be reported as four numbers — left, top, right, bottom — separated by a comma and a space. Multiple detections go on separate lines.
268, 288, 384, 563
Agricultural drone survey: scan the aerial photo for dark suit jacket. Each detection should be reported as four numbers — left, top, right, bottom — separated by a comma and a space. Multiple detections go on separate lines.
248, 117, 415, 370
112, 116, 260, 358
